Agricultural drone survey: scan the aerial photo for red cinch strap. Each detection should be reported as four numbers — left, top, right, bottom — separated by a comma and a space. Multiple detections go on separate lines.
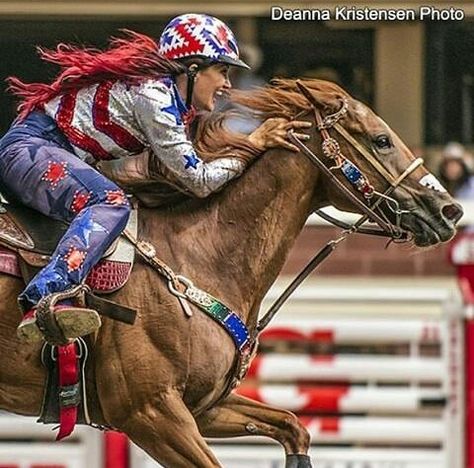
56, 342, 79, 441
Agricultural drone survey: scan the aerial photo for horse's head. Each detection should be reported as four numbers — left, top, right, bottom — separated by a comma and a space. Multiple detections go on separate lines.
284, 79, 463, 247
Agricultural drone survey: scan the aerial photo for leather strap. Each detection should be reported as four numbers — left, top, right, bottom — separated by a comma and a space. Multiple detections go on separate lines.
56, 343, 79, 440
334, 122, 397, 185
257, 241, 339, 332
288, 132, 395, 232
85, 291, 136, 325
313, 209, 408, 240
122, 229, 194, 318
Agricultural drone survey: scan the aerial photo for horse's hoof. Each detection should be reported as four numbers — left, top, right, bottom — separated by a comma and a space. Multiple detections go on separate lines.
285, 454, 312, 468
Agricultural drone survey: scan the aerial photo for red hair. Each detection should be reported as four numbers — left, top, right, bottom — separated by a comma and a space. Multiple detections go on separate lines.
7, 30, 185, 120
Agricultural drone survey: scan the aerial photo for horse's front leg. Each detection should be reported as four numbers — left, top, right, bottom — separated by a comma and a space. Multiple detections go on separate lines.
196, 393, 312, 468
119, 390, 221, 468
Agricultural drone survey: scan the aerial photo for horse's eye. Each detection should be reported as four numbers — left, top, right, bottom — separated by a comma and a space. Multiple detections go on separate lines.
374, 135, 392, 150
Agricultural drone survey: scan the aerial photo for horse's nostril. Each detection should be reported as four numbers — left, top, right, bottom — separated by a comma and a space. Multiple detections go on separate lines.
442, 203, 464, 224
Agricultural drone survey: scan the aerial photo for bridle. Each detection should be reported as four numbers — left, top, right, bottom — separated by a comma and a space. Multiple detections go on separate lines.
124, 79, 427, 340
292, 80, 424, 241
256, 80, 424, 332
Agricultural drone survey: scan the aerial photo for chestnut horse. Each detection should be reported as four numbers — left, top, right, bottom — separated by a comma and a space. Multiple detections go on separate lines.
0, 79, 463, 467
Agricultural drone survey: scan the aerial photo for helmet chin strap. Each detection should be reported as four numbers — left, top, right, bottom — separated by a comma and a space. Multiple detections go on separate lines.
186, 64, 199, 108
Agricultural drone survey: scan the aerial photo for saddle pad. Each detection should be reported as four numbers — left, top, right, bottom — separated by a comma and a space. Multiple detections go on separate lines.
0, 246, 133, 293
0, 246, 21, 277
85, 260, 132, 293
84, 208, 137, 293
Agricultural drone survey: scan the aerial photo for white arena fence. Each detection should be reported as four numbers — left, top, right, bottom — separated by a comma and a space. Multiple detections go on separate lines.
132, 280, 466, 468
0, 280, 467, 468
0, 413, 102, 468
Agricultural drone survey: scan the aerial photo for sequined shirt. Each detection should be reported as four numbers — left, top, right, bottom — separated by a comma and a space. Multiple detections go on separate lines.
43, 77, 246, 197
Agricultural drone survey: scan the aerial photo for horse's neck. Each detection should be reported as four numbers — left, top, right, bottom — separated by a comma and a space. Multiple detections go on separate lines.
171, 150, 318, 327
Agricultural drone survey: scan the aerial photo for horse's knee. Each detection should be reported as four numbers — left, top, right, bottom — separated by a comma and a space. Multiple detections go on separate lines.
279, 411, 310, 452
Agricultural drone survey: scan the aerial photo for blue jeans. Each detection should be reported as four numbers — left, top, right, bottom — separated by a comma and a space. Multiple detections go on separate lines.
0, 112, 131, 309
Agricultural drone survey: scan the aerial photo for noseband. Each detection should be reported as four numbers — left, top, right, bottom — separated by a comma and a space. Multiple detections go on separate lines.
289, 80, 423, 241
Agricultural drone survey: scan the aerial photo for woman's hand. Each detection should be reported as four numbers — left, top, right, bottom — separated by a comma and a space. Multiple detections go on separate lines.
248, 117, 312, 152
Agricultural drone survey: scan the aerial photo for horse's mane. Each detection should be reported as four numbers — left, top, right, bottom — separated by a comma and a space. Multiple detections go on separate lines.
194, 78, 349, 164
193, 112, 261, 164
231, 78, 349, 119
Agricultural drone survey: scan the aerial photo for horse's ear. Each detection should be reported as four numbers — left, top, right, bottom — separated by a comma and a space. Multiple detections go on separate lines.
296, 80, 317, 106
295, 79, 340, 111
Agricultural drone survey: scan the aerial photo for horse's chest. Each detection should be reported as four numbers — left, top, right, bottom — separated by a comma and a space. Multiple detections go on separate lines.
184, 317, 237, 408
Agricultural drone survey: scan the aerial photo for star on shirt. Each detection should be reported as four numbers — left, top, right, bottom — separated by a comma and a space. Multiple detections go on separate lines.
184, 153, 201, 170
161, 102, 183, 125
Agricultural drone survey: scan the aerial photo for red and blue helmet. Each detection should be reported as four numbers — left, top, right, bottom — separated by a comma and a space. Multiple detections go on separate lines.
158, 14, 250, 69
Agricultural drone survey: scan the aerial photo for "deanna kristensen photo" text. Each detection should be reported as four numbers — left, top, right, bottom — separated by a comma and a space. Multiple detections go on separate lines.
270, 5, 465, 21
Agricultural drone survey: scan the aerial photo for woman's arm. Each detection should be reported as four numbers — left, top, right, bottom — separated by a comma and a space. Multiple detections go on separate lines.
130, 81, 311, 198
132, 81, 250, 197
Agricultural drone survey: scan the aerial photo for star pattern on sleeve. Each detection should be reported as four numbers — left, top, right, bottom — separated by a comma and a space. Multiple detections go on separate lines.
161, 102, 183, 125
183, 153, 201, 170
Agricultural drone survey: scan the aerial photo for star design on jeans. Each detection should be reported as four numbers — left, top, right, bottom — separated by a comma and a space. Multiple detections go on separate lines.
27, 266, 69, 298
72, 210, 108, 247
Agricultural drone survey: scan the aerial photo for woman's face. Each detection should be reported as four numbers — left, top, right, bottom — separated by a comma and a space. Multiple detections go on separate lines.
192, 63, 231, 111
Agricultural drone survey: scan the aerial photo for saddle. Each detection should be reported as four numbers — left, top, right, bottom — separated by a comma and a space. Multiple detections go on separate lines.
0, 196, 138, 439
0, 196, 137, 294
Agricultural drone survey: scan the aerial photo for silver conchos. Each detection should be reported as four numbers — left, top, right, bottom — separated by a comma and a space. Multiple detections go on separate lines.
185, 286, 214, 307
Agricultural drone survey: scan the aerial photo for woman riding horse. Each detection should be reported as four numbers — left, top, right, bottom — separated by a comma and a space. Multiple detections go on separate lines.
0, 13, 310, 344
0, 50, 464, 468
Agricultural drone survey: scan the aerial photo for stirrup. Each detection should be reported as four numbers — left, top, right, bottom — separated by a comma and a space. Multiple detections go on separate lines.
17, 304, 101, 345
18, 285, 101, 346
17, 309, 42, 343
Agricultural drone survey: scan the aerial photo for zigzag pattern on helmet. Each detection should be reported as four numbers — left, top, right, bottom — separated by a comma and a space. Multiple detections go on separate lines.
158, 14, 240, 62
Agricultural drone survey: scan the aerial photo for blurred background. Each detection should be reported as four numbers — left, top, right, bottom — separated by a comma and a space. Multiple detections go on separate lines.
1, 1, 474, 467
